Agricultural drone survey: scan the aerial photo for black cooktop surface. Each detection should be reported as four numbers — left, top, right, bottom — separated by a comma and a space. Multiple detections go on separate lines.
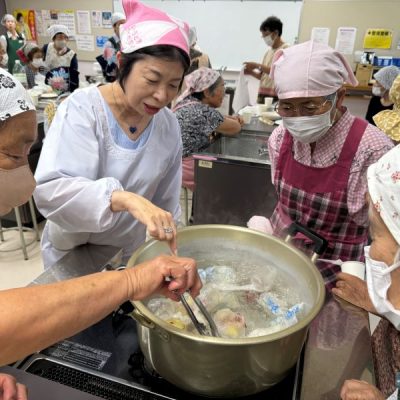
21, 303, 302, 400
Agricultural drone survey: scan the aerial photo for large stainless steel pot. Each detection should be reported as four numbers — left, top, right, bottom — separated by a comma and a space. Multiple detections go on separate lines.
127, 224, 326, 398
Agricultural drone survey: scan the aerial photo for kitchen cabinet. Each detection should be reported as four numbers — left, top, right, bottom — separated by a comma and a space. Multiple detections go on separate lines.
193, 128, 277, 226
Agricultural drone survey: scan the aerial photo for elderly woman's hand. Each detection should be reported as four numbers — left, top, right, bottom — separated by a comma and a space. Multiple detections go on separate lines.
111, 191, 177, 255
340, 379, 385, 400
332, 272, 377, 314
243, 62, 260, 72
0, 373, 28, 400
125, 255, 202, 301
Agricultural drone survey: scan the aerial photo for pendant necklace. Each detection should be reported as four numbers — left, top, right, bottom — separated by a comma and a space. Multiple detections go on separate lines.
112, 82, 138, 135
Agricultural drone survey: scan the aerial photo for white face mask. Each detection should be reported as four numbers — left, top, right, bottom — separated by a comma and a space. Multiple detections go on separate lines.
31, 59, 45, 68
372, 86, 385, 97
365, 246, 400, 330
263, 35, 274, 47
55, 40, 67, 49
0, 165, 36, 216
282, 99, 336, 144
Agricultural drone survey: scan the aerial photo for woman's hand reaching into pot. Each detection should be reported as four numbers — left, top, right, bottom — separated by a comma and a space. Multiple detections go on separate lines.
124, 255, 202, 301
332, 272, 377, 314
111, 191, 177, 255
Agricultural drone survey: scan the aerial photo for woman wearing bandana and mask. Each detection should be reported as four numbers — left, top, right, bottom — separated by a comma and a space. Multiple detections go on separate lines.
365, 65, 399, 126
333, 145, 400, 400
373, 74, 400, 145
16, 42, 48, 89
267, 41, 393, 290
43, 24, 79, 93
0, 67, 202, 400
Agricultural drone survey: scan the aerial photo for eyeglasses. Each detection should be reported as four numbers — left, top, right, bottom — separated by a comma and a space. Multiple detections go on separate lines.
274, 98, 333, 117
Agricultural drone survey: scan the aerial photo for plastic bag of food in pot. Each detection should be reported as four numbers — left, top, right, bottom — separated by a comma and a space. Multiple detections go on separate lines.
198, 285, 240, 312
147, 297, 181, 320
258, 293, 304, 324
213, 308, 246, 338
203, 266, 237, 284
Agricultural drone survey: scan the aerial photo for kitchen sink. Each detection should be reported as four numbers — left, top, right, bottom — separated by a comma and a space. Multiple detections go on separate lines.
204, 133, 270, 163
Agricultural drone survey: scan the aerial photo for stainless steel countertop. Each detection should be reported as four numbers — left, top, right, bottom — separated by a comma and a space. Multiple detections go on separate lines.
241, 117, 276, 135
29, 244, 122, 286
29, 244, 374, 399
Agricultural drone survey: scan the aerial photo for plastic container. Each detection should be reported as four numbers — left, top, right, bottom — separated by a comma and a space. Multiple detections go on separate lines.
341, 261, 365, 280
392, 58, 400, 67
373, 56, 393, 67
12, 60, 27, 88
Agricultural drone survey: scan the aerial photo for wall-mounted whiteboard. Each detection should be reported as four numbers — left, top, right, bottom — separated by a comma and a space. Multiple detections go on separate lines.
113, 1, 303, 70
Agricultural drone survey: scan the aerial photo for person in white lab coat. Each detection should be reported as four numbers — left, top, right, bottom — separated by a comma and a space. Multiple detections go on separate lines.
34, 0, 191, 268
0, 66, 202, 400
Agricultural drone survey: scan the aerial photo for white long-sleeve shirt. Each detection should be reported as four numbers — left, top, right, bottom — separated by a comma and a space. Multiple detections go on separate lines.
34, 86, 182, 267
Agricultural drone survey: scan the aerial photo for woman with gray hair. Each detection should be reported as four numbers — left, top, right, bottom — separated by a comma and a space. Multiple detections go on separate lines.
334, 145, 400, 399
0, 67, 201, 399
0, 14, 25, 73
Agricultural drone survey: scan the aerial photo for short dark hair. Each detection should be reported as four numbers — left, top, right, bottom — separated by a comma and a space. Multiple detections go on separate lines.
260, 16, 283, 36
16, 13, 23, 22
191, 76, 223, 101
118, 45, 190, 92
27, 48, 42, 62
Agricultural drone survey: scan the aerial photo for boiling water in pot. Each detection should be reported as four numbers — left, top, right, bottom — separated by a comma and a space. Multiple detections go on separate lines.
147, 261, 309, 338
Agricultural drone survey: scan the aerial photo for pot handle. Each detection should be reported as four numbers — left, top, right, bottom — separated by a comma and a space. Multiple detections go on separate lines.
129, 307, 156, 330
286, 222, 328, 261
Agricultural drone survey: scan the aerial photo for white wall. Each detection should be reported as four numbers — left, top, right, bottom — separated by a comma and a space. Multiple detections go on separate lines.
113, 0, 303, 71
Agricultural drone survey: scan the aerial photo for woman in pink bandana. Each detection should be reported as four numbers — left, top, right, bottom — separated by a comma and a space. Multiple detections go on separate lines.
34, 0, 193, 267
267, 41, 393, 290
173, 67, 243, 193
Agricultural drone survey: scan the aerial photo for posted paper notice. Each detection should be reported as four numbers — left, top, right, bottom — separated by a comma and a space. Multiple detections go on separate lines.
335, 27, 357, 55
311, 27, 330, 45
76, 34, 94, 51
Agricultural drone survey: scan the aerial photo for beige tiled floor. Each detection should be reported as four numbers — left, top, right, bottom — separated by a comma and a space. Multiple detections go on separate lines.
0, 221, 45, 290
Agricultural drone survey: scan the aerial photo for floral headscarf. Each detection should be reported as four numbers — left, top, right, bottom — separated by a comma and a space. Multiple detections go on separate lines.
373, 75, 400, 141
367, 144, 400, 245
0, 68, 35, 121
175, 67, 221, 104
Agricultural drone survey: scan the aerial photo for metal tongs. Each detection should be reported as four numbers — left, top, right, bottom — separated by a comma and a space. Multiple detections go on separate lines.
168, 248, 219, 337
178, 292, 220, 337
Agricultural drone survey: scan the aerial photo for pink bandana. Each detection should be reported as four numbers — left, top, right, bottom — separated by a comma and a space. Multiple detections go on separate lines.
120, 0, 189, 58
270, 40, 358, 99
368, 145, 400, 245
176, 67, 221, 103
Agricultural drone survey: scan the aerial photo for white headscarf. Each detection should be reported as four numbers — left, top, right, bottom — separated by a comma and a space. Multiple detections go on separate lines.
367, 145, 400, 245
47, 24, 70, 39
111, 12, 126, 26
0, 68, 35, 121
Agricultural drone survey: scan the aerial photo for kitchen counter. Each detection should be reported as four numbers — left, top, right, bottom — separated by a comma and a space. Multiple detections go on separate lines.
6, 243, 374, 400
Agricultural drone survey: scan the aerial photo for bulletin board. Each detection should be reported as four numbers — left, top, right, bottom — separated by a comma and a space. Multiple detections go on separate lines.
5, 0, 116, 62
113, 0, 303, 71
298, 0, 400, 66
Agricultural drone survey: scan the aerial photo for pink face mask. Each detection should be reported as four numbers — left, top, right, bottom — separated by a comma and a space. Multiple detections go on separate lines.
0, 165, 36, 215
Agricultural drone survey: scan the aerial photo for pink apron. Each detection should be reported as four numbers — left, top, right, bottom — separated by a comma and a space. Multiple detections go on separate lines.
270, 117, 369, 289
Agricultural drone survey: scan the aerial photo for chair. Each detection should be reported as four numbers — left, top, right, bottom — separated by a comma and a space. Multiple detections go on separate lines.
0, 197, 41, 260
